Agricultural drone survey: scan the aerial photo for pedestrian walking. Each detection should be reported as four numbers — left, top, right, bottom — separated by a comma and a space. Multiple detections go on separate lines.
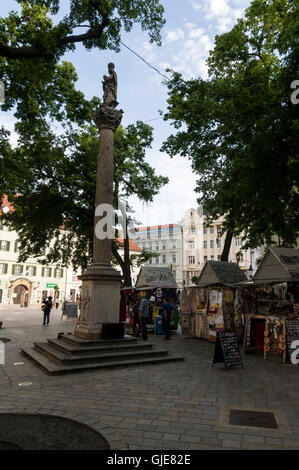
162, 298, 174, 340
42, 296, 53, 325
140, 297, 150, 341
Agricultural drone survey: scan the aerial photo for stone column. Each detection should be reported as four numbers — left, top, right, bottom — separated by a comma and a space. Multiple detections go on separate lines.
74, 105, 124, 340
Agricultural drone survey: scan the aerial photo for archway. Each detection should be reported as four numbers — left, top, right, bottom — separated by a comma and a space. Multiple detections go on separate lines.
11, 279, 32, 306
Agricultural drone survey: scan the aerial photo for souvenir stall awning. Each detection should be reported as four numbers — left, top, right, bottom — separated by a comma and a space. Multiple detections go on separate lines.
135, 266, 178, 290
252, 247, 299, 284
196, 261, 248, 287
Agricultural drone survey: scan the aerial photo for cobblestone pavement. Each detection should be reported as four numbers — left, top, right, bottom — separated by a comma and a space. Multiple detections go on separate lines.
1, 305, 299, 450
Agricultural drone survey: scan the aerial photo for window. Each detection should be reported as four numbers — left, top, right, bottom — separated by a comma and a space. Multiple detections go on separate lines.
0, 240, 10, 251
14, 240, 20, 253
189, 241, 195, 249
210, 240, 214, 249
235, 237, 242, 246
239, 253, 244, 262
158, 230, 161, 239
172, 254, 176, 263
148, 244, 152, 250
155, 256, 159, 264
147, 232, 150, 239
155, 244, 159, 250
54, 268, 64, 278
204, 241, 207, 249
42, 267, 52, 277
72, 272, 77, 282
162, 243, 166, 250
190, 226, 195, 233
204, 256, 208, 262
203, 227, 207, 234
172, 243, 176, 249
12, 264, 23, 275
162, 255, 166, 264
0, 263, 8, 274
217, 239, 221, 248
188, 256, 195, 265
149, 259, 152, 264
25, 265, 37, 276
211, 255, 214, 261
217, 227, 222, 234
210, 227, 214, 234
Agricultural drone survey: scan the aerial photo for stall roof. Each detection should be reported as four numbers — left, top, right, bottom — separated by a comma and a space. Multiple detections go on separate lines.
197, 261, 247, 286
253, 247, 299, 283
135, 266, 178, 289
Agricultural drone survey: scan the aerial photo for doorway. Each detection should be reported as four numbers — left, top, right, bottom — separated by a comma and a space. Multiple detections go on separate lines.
13, 285, 27, 305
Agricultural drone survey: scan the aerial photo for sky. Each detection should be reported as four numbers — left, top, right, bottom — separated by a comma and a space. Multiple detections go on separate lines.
0, 0, 252, 226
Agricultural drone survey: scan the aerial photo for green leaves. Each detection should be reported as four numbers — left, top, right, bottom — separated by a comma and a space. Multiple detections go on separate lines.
162, 0, 299, 249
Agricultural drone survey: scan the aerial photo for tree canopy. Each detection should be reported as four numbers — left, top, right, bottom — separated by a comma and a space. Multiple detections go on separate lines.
1, 114, 168, 273
0, 0, 165, 60
162, 0, 299, 249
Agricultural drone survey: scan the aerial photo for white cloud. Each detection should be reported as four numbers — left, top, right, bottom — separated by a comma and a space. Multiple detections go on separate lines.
128, 153, 198, 226
165, 28, 185, 43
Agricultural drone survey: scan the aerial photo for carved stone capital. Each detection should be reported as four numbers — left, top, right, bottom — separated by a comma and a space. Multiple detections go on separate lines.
93, 105, 124, 131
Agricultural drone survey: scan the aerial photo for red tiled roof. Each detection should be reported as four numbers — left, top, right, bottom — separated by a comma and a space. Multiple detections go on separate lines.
0, 194, 14, 215
116, 238, 142, 252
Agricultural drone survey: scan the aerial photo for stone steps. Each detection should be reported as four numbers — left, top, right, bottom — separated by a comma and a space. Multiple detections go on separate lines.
34, 341, 169, 366
21, 333, 185, 375
47, 337, 152, 356
22, 345, 185, 375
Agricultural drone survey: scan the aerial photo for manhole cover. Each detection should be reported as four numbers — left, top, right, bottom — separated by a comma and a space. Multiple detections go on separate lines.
0, 338, 11, 343
0, 413, 110, 450
229, 410, 278, 429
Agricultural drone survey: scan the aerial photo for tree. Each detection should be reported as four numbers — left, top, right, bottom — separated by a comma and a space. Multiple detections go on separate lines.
162, 0, 299, 252
0, 0, 165, 140
0, 1, 165, 60
0, 115, 168, 280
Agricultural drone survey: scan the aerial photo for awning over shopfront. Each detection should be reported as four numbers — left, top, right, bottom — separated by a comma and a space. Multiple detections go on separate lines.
135, 266, 178, 290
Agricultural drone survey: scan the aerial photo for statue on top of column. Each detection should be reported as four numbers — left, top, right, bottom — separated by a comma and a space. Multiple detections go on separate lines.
102, 62, 118, 108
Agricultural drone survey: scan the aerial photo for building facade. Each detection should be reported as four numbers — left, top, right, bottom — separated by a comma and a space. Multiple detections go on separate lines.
133, 224, 184, 288
0, 222, 66, 305
181, 207, 253, 286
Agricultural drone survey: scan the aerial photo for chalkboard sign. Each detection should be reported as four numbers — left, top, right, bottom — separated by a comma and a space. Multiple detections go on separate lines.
286, 320, 299, 361
65, 303, 78, 318
212, 332, 244, 370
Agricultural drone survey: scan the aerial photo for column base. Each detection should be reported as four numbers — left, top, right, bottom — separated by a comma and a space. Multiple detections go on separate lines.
74, 263, 122, 340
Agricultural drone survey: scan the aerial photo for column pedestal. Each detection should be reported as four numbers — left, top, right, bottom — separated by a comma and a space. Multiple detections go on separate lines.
75, 264, 122, 340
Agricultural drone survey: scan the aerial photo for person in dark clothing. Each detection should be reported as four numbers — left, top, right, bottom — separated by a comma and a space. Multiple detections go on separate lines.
140, 297, 150, 341
162, 298, 173, 340
42, 296, 53, 325
132, 300, 140, 335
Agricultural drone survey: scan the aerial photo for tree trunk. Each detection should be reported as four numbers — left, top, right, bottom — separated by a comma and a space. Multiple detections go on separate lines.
221, 230, 233, 262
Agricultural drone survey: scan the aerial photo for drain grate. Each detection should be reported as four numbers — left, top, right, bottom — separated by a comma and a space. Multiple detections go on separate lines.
229, 409, 278, 429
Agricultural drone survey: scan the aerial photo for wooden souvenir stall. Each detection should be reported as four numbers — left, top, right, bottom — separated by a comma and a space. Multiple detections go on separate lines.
134, 266, 179, 334
243, 247, 299, 364
181, 261, 248, 343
